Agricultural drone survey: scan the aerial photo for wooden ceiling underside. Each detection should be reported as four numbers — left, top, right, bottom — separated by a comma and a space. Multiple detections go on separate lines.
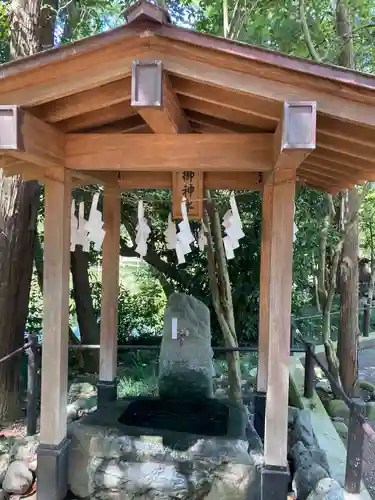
21, 74, 375, 193
1, 0, 375, 193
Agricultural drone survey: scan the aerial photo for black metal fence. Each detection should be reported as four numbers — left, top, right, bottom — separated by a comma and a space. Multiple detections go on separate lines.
0, 333, 38, 436
2, 336, 374, 495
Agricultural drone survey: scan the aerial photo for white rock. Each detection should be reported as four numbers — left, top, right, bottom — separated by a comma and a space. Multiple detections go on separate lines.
0, 454, 11, 483
3, 461, 33, 495
205, 463, 256, 500
316, 379, 331, 393
11, 436, 39, 467
2, 461, 33, 495
306, 477, 344, 499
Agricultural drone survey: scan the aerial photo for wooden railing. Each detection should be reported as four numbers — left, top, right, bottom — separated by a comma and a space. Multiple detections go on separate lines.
0, 334, 39, 436
303, 341, 375, 494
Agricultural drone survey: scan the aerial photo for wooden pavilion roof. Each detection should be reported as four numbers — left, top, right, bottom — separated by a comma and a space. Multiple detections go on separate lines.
1, 0, 375, 192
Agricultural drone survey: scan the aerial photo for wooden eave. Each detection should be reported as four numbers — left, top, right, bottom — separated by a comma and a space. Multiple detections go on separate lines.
1, 0, 375, 193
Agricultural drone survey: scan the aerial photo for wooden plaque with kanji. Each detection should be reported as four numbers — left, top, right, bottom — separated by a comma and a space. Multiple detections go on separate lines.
172, 171, 203, 220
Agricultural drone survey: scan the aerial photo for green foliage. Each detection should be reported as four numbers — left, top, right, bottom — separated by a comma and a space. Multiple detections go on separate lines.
0, 0, 10, 63
26, 274, 43, 335
91, 266, 166, 344
359, 185, 375, 257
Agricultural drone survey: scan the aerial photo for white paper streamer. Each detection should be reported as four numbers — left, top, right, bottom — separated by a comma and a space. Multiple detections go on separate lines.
135, 200, 151, 259
222, 193, 245, 260
198, 221, 207, 251
175, 199, 195, 265
293, 204, 298, 243
70, 200, 79, 252
76, 202, 90, 252
85, 193, 105, 251
164, 213, 177, 250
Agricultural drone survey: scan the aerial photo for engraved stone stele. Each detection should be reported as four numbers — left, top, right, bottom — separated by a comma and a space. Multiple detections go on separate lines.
158, 292, 215, 400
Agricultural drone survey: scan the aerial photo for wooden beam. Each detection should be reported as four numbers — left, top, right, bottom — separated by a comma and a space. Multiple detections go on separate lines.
297, 172, 341, 193
33, 78, 132, 123
273, 101, 316, 170
163, 53, 375, 127
305, 157, 365, 182
99, 186, 121, 383
317, 131, 375, 162
118, 171, 263, 190
0, 38, 141, 106
40, 168, 71, 446
66, 133, 273, 171
206, 171, 263, 190
263, 168, 296, 467
186, 110, 258, 133
180, 95, 275, 131
312, 149, 375, 179
131, 61, 190, 133
318, 115, 375, 148
171, 75, 280, 123
300, 164, 361, 188
57, 101, 135, 132
0, 106, 65, 168
71, 171, 119, 187
86, 115, 146, 133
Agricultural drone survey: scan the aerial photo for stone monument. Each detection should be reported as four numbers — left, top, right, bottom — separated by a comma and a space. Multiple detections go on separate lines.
158, 292, 215, 399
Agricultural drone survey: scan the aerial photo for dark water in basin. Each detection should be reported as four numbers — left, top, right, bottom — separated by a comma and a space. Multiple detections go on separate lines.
118, 398, 229, 436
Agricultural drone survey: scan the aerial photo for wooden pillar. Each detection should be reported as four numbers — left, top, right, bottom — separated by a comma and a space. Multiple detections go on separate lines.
254, 179, 274, 441
260, 168, 296, 499
257, 181, 273, 392
98, 186, 121, 406
38, 168, 72, 500
263, 168, 296, 465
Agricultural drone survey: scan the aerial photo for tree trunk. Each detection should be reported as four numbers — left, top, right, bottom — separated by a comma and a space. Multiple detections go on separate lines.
0, 0, 51, 420
204, 192, 242, 402
337, 189, 359, 396
335, 0, 358, 397
0, 179, 40, 419
71, 248, 100, 373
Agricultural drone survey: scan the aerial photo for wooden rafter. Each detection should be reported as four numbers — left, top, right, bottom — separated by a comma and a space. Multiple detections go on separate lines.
33, 78, 132, 123
82, 115, 146, 134
187, 111, 256, 133
180, 95, 274, 131
317, 132, 375, 163
57, 101, 135, 132
163, 53, 375, 128
172, 75, 280, 121
131, 61, 190, 133
313, 149, 375, 175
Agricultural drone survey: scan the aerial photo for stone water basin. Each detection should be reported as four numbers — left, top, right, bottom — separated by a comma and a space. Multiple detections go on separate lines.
67, 396, 263, 499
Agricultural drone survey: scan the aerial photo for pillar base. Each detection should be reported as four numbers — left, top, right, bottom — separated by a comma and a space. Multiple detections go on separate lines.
254, 391, 266, 442
261, 464, 290, 500
37, 437, 70, 500
97, 379, 117, 407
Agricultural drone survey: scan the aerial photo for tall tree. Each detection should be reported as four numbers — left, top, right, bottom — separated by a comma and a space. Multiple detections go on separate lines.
335, 0, 358, 397
0, 0, 55, 419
